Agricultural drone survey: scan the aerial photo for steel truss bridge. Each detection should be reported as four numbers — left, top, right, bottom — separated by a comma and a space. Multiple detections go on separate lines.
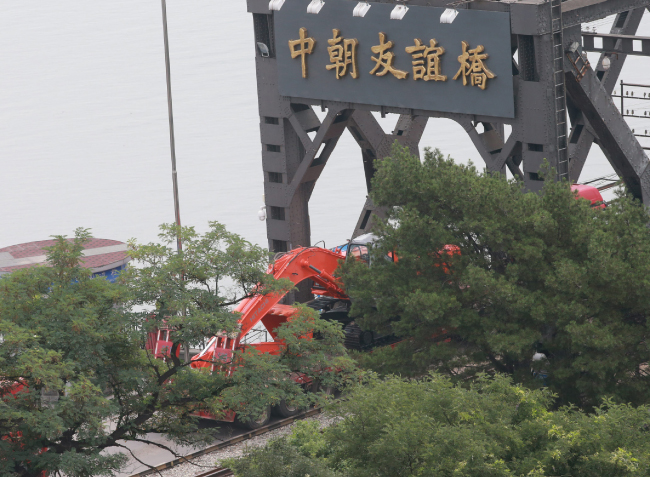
246, 0, 650, 299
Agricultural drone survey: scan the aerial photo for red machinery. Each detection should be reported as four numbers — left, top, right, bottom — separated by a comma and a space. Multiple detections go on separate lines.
142, 243, 359, 425
571, 183, 606, 208
182, 245, 353, 426
189, 245, 348, 371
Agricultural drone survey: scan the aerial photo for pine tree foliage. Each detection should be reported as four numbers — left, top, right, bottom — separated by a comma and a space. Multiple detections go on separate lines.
340, 143, 650, 407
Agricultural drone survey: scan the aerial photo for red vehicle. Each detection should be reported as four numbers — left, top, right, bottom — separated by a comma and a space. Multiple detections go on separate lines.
190, 244, 348, 365
572, 183, 606, 208
187, 244, 351, 426
144, 235, 376, 427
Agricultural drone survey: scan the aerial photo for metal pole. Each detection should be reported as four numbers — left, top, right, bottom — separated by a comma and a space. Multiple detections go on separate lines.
161, 0, 190, 363
621, 79, 624, 116
161, 0, 182, 254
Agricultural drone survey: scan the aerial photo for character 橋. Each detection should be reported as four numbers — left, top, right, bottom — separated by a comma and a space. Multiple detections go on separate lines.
453, 41, 495, 90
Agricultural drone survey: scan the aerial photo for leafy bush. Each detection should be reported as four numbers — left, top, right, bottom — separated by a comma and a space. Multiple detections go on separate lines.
227, 374, 650, 477
223, 438, 342, 477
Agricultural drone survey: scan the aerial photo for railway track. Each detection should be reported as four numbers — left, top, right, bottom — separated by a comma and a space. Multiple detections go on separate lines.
193, 468, 233, 477
128, 407, 322, 477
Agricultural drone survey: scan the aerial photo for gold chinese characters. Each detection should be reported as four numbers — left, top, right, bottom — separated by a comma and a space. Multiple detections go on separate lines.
288, 27, 316, 79
370, 32, 408, 79
405, 39, 446, 82
287, 28, 496, 90
326, 29, 359, 79
452, 41, 495, 90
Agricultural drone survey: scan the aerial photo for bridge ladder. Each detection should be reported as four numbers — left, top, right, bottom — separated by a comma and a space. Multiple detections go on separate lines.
550, 0, 569, 181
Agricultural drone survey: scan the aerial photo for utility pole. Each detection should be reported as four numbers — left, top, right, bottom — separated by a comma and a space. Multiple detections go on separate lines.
161, 0, 182, 253
161, 0, 190, 362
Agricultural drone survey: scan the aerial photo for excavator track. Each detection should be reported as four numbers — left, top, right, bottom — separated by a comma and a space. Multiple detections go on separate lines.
343, 322, 363, 350
343, 322, 401, 351
343, 322, 374, 350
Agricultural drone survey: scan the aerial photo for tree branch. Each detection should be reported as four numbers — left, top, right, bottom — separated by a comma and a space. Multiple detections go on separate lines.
111, 442, 165, 477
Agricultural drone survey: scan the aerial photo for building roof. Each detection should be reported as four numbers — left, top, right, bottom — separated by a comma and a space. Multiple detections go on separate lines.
0, 238, 129, 275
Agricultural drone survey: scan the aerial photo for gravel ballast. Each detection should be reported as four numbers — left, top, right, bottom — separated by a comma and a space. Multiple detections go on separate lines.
155, 413, 337, 477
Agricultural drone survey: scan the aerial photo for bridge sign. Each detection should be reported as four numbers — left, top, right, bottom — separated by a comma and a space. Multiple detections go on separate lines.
276, 0, 514, 118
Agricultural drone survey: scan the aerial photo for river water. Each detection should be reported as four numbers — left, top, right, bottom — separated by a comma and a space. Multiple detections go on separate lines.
0, 2, 647, 249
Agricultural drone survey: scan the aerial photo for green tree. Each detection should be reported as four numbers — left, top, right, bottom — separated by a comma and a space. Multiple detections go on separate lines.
0, 223, 351, 477
224, 438, 342, 477
340, 143, 650, 408
227, 374, 650, 477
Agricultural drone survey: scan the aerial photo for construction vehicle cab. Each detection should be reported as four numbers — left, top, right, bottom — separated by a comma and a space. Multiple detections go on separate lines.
346, 233, 374, 263
336, 233, 398, 265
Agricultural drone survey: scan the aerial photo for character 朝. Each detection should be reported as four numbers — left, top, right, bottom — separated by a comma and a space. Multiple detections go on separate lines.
326, 29, 359, 79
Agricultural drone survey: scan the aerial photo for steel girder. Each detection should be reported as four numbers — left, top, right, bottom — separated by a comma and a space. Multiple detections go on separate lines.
561, 0, 650, 28
582, 31, 650, 57
346, 112, 428, 239
568, 8, 645, 182
564, 57, 650, 202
